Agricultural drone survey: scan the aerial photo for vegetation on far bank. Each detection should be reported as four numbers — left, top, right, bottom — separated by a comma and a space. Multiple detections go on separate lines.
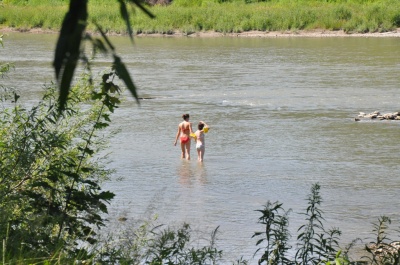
1, 0, 400, 34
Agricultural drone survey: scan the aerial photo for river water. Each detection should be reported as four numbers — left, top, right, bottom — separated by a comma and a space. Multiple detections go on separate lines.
2, 32, 400, 263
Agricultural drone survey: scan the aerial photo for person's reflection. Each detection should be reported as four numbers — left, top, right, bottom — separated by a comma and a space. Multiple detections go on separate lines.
178, 161, 208, 186
195, 162, 208, 185
178, 161, 193, 186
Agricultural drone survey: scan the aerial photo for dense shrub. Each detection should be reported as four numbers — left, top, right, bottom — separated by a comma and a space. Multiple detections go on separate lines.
0, 68, 122, 263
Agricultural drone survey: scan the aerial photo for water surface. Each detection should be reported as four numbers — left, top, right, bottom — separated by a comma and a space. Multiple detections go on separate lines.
2, 32, 400, 263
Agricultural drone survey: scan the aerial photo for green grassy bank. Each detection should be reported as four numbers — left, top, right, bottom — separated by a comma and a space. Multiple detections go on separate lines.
1, 0, 400, 34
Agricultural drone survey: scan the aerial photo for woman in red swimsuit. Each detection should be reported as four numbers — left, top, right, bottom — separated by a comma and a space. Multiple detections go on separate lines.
174, 113, 193, 160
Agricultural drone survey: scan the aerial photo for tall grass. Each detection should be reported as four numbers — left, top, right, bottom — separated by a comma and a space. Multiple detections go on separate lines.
0, 0, 399, 34
3, 181, 399, 264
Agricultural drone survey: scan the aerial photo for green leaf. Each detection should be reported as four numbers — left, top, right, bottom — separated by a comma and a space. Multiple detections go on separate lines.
92, 92, 103, 100
102, 73, 112, 83
81, 167, 93, 173
98, 191, 115, 201
82, 179, 99, 188
118, 0, 134, 42
98, 202, 108, 213
93, 22, 115, 52
31, 181, 53, 189
255, 239, 264, 246
109, 96, 121, 104
109, 84, 121, 93
102, 113, 111, 122
54, 0, 88, 111
86, 237, 97, 244
94, 122, 109, 129
83, 147, 94, 155
91, 37, 108, 55
113, 54, 139, 104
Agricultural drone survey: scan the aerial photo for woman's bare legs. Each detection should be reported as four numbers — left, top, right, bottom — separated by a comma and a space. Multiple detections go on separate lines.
180, 142, 186, 159
181, 141, 191, 160
186, 141, 191, 160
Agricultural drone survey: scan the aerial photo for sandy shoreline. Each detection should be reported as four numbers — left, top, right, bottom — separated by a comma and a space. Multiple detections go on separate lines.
162, 28, 400, 38
2, 27, 400, 38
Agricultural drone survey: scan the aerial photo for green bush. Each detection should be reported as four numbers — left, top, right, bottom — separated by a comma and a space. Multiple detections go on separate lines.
393, 13, 400, 27
253, 183, 343, 264
333, 5, 352, 20
0, 68, 123, 263
252, 183, 400, 264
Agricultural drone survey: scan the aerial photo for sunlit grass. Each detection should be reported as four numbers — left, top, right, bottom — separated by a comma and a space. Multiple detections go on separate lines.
1, 5, 66, 30
0, 0, 399, 33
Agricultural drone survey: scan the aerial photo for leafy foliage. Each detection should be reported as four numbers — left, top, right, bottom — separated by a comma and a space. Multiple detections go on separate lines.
253, 201, 292, 264
87, 218, 223, 264
253, 183, 345, 265
0, 35, 14, 79
144, 223, 222, 264
295, 183, 342, 264
54, 0, 154, 111
0, 68, 123, 263
364, 216, 400, 264
252, 184, 400, 265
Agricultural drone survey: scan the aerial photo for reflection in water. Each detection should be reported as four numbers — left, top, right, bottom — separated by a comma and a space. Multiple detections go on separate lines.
195, 162, 208, 185
178, 161, 193, 186
178, 161, 208, 186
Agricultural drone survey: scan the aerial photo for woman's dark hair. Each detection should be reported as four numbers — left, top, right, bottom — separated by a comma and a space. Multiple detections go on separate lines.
182, 114, 190, 120
198, 122, 204, 130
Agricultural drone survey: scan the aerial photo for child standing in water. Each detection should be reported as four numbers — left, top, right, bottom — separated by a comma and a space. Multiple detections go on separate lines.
174, 114, 193, 160
195, 121, 209, 162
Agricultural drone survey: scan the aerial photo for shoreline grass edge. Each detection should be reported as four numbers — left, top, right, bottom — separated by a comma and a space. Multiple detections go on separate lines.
1, 26, 400, 38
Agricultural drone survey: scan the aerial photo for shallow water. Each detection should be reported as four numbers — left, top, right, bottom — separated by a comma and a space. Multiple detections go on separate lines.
2, 32, 400, 263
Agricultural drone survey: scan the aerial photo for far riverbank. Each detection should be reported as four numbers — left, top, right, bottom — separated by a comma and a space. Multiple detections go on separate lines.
2, 0, 400, 38
2, 27, 400, 38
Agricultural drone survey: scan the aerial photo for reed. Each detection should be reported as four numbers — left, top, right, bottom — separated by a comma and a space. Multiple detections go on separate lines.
1, 0, 399, 34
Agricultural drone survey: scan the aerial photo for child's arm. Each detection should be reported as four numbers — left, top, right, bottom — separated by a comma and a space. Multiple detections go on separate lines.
200, 121, 209, 133
174, 125, 181, 146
